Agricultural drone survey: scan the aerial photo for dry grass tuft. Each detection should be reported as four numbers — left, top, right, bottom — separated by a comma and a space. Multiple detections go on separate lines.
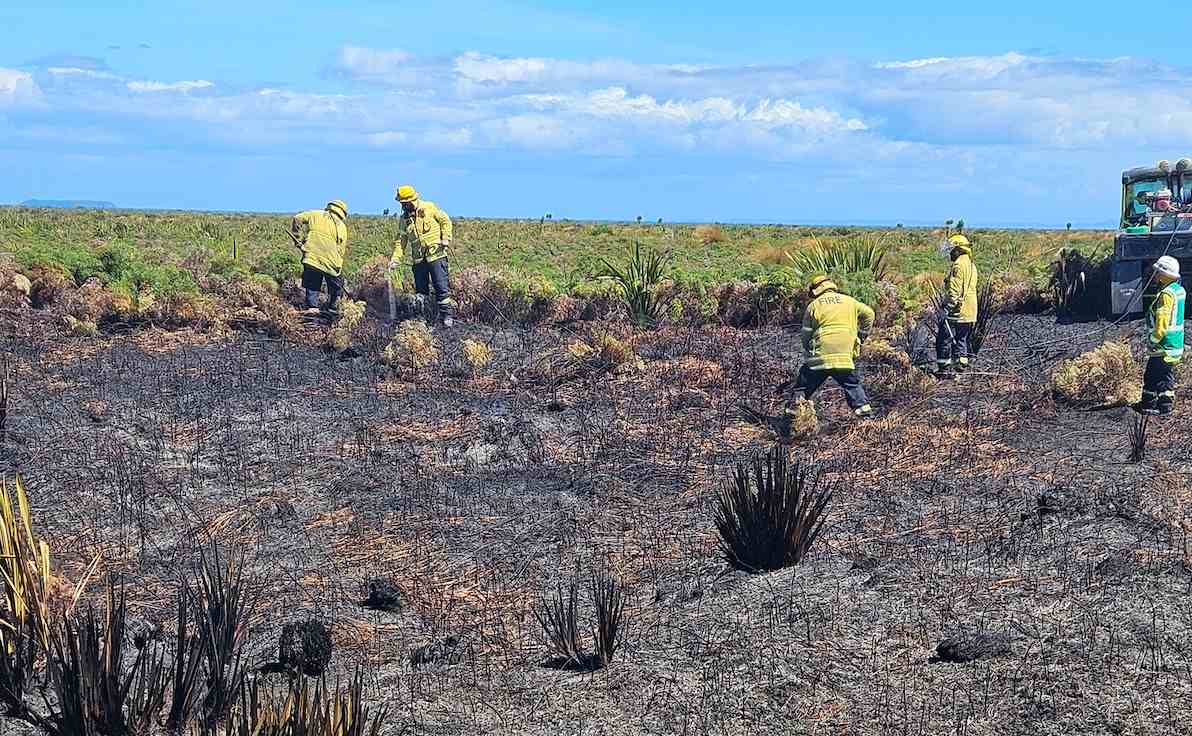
462, 339, 492, 375
384, 321, 440, 370
861, 339, 911, 371
783, 398, 818, 438
28, 266, 71, 308
63, 315, 99, 337
335, 300, 367, 330
694, 224, 725, 245
1051, 341, 1138, 406
324, 328, 353, 354
565, 330, 640, 374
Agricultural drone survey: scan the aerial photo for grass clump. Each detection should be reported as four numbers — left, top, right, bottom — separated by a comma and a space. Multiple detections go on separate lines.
1051, 341, 1138, 406
694, 224, 725, 245
565, 330, 639, 374
781, 398, 818, 439
462, 339, 492, 375
384, 321, 440, 371
63, 315, 99, 337
714, 447, 833, 573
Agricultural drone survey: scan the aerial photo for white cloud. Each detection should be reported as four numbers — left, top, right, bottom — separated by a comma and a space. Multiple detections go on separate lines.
127, 79, 214, 93
338, 47, 413, 74
366, 130, 408, 147
47, 67, 121, 80
0, 68, 41, 105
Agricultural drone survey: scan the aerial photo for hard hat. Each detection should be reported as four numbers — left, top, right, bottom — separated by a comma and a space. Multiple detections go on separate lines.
326, 200, 348, 219
948, 234, 972, 254
1154, 255, 1180, 280
396, 185, 419, 203
808, 274, 838, 297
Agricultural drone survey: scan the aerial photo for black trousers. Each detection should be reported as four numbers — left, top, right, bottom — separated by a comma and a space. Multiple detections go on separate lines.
301, 265, 343, 310
413, 258, 454, 320
793, 364, 870, 410
936, 317, 974, 367
1142, 356, 1176, 411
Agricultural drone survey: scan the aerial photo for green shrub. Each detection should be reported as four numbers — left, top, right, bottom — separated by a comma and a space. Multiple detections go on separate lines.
14, 242, 102, 284
256, 246, 302, 286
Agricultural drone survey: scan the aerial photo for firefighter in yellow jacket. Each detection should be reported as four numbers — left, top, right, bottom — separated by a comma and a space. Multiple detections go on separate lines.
788, 275, 875, 418
1139, 256, 1186, 415
936, 234, 978, 377
291, 200, 349, 313
388, 185, 455, 327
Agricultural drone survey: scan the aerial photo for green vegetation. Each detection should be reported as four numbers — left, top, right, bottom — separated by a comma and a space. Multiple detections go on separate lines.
0, 207, 1098, 329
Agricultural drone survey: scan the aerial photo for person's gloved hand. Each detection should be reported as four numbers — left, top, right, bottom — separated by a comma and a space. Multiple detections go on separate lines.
387, 258, 400, 272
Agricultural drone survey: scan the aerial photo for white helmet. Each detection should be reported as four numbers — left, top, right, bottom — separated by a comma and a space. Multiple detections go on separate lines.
1155, 255, 1181, 279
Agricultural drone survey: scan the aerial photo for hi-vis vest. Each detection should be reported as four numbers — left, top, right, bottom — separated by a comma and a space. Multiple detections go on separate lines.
1149, 281, 1186, 362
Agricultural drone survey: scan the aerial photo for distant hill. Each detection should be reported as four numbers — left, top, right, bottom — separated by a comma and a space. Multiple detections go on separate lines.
20, 199, 116, 210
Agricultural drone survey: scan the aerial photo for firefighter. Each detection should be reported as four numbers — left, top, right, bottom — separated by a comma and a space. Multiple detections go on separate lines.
788, 274, 875, 418
936, 234, 978, 377
1139, 255, 1186, 415
291, 200, 349, 314
388, 185, 455, 327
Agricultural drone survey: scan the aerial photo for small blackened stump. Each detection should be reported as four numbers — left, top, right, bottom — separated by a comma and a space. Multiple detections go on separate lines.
360, 578, 403, 612
411, 636, 463, 668
931, 630, 1012, 664
279, 620, 333, 677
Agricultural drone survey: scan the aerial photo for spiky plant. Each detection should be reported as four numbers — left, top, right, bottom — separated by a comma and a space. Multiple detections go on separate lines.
165, 584, 205, 732
1050, 248, 1110, 318
46, 578, 168, 736
195, 542, 256, 727
784, 236, 890, 281
534, 583, 584, 668
1128, 415, 1149, 463
590, 568, 627, 667
968, 280, 999, 355
714, 447, 833, 573
225, 669, 385, 736
0, 474, 52, 653
596, 243, 672, 326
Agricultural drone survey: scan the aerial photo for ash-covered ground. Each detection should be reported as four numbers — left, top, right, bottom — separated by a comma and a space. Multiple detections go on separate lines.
2, 308, 1190, 736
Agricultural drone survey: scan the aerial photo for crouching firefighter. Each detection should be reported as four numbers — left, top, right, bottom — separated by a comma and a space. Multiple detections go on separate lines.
389, 185, 455, 327
936, 234, 978, 377
787, 275, 875, 418
1140, 256, 1186, 415
291, 200, 349, 314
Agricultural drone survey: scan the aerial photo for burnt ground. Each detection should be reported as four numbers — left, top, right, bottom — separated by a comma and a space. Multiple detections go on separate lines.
2, 308, 1192, 736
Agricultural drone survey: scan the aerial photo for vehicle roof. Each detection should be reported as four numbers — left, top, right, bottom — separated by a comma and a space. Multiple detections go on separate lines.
1123, 166, 1170, 185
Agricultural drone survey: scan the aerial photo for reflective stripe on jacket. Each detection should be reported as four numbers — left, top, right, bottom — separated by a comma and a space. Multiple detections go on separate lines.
393, 200, 453, 264
945, 251, 978, 323
292, 209, 348, 276
1149, 281, 1186, 362
801, 290, 876, 370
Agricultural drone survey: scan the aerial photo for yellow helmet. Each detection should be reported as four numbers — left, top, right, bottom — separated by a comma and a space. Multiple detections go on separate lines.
396, 185, 419, 203
326, 200, 348, 220
808, 274, 838, 298
948, 234, 971, 254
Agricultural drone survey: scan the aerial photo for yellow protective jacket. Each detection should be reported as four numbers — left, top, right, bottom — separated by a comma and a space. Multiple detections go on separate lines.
292, 209, 348, 276
801, 290, 875, 370
1149, 280, 1186, 362
944, 250, 978, 323
392, 200, 452, 264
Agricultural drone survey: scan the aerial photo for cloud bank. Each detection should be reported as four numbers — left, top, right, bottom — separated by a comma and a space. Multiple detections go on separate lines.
6, 47, 1192, 220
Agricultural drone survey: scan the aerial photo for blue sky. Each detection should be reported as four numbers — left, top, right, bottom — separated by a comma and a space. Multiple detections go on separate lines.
2, 1, 1190, 225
